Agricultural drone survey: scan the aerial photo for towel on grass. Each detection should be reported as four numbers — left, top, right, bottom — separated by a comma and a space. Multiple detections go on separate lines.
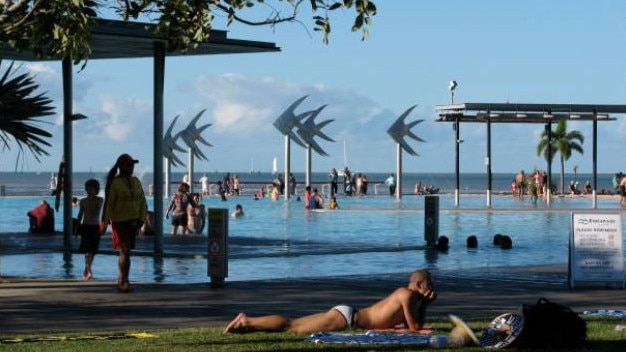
306, 331, 431, 345
583, 309, 626, 318
1, 332, 156, 344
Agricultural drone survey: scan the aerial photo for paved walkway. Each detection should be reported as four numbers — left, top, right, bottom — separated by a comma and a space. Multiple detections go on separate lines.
1, 265, 625, 334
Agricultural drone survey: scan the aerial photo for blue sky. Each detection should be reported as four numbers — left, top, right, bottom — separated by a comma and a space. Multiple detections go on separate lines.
4, 1, 626, 176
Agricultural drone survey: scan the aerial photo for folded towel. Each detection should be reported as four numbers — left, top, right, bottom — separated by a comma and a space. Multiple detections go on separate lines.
583, 309, 626, 318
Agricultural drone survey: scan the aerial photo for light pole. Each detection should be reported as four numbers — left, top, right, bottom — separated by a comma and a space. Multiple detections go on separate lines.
449, 80, 457, 104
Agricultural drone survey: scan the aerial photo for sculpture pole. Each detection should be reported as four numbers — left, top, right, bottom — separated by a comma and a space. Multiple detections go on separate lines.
396, 143, 402, 199
284, 135, 290, 200
187, 149, 195, 193
164, 159, 171, 198
305, 144, 312, 189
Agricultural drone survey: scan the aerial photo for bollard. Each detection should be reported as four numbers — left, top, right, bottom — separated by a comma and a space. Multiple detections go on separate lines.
207, 208, 228, 287
424, 196, 439, 247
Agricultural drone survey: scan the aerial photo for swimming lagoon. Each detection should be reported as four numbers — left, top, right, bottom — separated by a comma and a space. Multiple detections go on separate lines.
0, 193, 624, 283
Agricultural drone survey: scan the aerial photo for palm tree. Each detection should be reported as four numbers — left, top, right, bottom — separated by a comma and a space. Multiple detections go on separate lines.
0, 59, 56, 167
536, 119, 584, 194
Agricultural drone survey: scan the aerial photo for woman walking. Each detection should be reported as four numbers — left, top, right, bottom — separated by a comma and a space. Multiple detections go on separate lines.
102, 153, 147, 293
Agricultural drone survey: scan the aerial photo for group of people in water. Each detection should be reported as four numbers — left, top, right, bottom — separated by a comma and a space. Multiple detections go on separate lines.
433, 233, 513, 252
511, 169, 549, 203
165, 182, 206, 236
512, 169, 626, 206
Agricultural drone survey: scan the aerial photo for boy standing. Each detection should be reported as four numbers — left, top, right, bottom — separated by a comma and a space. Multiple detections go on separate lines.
76, 179, 104, 280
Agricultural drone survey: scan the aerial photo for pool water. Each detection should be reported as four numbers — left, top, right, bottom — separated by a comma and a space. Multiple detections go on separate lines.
0, 194, 623, 283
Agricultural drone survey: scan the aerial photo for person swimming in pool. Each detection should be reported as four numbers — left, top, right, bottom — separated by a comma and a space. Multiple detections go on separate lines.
223, 269, 436, 334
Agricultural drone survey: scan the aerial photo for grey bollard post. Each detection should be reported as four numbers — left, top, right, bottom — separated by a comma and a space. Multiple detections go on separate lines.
424, 196, 439, 247
207, 208, 229, 287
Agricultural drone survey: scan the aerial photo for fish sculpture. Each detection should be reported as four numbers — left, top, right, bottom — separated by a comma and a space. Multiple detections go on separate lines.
296, 104, 335, 156
179, 108, 212, 161
386, 105, 425, 156
163, 114, 186, 167
272, 95, 310, 147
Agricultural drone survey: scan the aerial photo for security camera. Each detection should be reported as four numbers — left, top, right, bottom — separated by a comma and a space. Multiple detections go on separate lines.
448, 80, 458, 91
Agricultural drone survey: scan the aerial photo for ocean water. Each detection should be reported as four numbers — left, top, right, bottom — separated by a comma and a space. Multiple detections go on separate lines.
0, 172, 623, 283
0, 171, 618, 196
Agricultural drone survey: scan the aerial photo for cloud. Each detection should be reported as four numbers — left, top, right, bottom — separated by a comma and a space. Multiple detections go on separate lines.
98, 95, 153, 142
183, 73, 422, 172
24, 63, 93, 103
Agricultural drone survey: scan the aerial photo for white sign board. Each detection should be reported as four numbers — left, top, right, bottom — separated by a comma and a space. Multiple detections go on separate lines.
570, 212, 624, 289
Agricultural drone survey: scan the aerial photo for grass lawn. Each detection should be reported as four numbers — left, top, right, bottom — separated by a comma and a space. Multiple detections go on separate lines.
0, 316, 624, 351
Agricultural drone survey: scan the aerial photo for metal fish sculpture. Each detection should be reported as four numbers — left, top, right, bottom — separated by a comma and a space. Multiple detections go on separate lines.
296, 104, 335, 156
180, 109, 212, 161
386, 105, 425, 156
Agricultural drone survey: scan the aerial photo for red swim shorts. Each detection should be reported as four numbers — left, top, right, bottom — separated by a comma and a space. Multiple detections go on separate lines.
111, 220, 139, 251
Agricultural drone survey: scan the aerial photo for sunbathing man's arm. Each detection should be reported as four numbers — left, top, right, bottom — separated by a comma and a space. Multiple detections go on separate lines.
399, 291, 422, 330
405, 289, 436, 330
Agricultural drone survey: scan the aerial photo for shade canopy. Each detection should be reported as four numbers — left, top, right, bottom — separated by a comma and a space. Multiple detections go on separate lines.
435, 103, 626, 123
0, 18, 280, 61
0, 17, 280, 255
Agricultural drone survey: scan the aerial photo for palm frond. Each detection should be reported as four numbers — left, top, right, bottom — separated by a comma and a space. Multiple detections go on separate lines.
0, 59, 56, 161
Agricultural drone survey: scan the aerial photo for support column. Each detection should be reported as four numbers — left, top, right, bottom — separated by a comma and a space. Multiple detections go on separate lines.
545, 121, 552, 206
153, 42, 165, 254
62, 57, 73, 250
454, 118, 460, 207
486, 118, 492, 208
592, 113, 598, 208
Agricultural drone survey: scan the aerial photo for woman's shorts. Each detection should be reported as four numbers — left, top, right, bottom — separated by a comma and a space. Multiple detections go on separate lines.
111, 220, 139, 251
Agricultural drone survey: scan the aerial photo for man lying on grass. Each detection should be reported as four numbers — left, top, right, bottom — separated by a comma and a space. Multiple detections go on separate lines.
223, 269, 436, 334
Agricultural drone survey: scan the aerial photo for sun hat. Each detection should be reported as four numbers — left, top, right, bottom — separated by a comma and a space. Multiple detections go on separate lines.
117, 153, 139, 166
447, 314, 480, 347
478, 312, 524, 349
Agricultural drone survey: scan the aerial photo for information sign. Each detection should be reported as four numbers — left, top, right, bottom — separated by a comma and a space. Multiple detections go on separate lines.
570, 212, 624, 289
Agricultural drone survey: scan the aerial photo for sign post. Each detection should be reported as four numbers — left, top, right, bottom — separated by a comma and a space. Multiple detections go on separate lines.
570, 212, 624, 289
208, 208, 228, 287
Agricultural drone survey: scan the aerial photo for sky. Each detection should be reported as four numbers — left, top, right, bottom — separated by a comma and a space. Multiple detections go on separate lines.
3, 1, 626, 177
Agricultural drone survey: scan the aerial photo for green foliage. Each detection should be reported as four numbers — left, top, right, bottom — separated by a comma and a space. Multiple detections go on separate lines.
536, 119, 585, 194
0, 0, 378, 63
0, 59, 55, 162
0, 0, 98, 65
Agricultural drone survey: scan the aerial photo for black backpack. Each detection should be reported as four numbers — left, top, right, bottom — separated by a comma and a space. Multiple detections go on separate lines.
516, 298, 587, 348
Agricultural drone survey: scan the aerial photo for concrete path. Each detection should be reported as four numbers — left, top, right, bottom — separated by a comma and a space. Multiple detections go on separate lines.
1, 265, 625, 334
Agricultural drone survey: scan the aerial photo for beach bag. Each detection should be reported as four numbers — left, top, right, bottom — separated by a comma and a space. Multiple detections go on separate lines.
516, 298, 586, 349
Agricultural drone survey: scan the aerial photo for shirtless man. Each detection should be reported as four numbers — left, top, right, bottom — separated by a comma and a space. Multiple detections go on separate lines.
223, 269, 436, 334
515, 170, 526, 199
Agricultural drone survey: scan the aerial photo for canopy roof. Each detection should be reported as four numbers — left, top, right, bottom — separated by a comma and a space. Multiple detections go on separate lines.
0, 18, 280, 61
0, 17, 280, 250
435, 102, 626, 123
